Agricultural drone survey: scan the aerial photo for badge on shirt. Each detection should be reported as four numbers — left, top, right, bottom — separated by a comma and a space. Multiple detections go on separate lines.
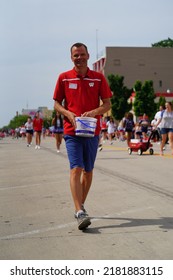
89, 82, 94, 87
69, 83, 77, 89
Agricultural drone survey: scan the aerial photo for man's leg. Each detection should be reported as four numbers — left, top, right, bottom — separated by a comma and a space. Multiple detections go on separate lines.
70, 167, 83, 212
70, 168, 93, 211
70, 167, 91, 229
81, 170, 93, 205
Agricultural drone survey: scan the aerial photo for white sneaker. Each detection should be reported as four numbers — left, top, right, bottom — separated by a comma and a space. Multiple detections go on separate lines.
74, 205, 88, 218
76, 210, 91, 230
35, 145, 38, 149
57, 150, 60, 153
37, 146, 40, 149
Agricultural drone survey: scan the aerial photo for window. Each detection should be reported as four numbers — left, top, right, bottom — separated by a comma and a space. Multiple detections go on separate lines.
159, 80, 162, 88
113, 59, 121, 66
138, 60, 145, 66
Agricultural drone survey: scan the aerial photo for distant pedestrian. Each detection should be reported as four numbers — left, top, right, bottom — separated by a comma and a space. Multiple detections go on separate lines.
25, 116, 33, 147
52, 112, 64, 153
117, 119, 125, 141
20, 124, 26, 140
33, 111, 43, 149
154, 105, 165, 142
100, 116, 108, 143
15, 127, 20, 139
151, 118, 160, 142
155, 102, 173, 156
106, 117, 116, 144
123, 112, 135, 147
42, 127, 46, 139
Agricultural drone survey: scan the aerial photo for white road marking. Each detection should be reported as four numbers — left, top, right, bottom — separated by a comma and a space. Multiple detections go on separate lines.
0, 206, 153, 240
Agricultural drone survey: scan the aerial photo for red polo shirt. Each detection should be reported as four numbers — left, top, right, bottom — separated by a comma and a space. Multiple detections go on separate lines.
53, 67, 112, 135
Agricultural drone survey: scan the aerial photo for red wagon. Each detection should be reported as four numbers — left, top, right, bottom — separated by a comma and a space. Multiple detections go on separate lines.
128, 132, 154, 156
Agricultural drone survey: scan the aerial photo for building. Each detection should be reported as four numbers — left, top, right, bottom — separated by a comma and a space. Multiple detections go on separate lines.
22, 107, 53, 119
93, 47, 173, 93
129, 90, 173, 104
38, 107, 53, 119
21, 109, 37, 118
155, 91, 173, 102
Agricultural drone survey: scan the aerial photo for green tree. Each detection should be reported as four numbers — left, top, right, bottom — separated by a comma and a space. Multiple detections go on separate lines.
152, 37, 173, 48
43, 117, 52, 128
133, 80, 157, 120
8, 115, 28, 129
107, 74, 132, 120
52, 109, 56, 118
157, 96, 166, 110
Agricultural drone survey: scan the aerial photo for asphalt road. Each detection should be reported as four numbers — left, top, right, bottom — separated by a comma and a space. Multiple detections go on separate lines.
0, 136, 173, 260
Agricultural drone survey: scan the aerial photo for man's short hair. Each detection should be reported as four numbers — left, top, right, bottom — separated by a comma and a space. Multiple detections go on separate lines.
70, 42, 88, 53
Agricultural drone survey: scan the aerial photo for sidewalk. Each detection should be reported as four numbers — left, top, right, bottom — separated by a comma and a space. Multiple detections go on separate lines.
0, 136, 173, 260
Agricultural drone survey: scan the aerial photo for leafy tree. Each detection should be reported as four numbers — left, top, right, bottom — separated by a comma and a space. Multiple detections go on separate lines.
157, 96, 166, 110
152, 37, 173, 48
43, 117, 52, 128
0, 125, 8, 131
133, 80, 157, 120
6, 114, 53, 130
8, 115, 28, 129
108, 74, 132, 120
52, 109, 56, 118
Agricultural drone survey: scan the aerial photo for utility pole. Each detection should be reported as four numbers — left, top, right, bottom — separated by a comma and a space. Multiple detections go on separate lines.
96, 29, 98, 60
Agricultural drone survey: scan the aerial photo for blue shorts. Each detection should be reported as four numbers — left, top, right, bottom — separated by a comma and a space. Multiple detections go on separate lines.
64, 135, 99, 172
161, 128, 173, 134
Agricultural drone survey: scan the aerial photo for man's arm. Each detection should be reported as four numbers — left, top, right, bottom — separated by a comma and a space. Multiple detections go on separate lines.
54, 100, 77, 128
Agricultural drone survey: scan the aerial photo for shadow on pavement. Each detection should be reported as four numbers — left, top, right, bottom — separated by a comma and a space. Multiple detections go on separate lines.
84, 216, 173, 234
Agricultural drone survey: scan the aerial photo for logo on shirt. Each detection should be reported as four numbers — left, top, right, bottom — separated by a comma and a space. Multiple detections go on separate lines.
69, 83, 77, 89
89, 82, 94, 87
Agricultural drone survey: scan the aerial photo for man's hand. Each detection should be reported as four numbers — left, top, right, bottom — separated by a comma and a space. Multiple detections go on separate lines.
66, 111, 77, 128
81, 111, 96, 118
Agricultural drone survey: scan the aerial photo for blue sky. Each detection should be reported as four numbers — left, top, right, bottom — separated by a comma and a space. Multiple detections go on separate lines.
0, 0, 173, 127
